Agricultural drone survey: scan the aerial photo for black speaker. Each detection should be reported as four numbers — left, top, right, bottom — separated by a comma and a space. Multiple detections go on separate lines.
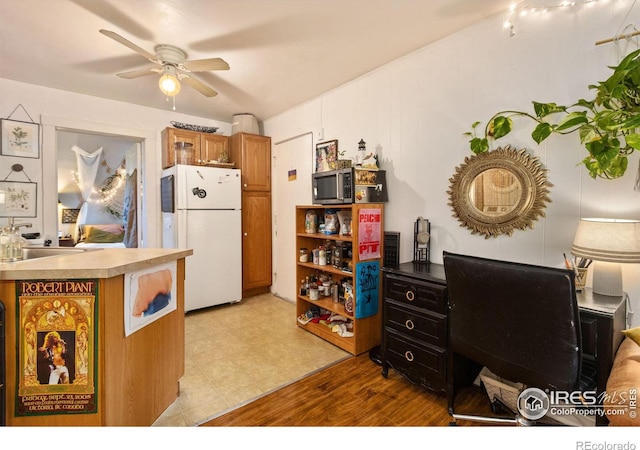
384, 231, 400, 268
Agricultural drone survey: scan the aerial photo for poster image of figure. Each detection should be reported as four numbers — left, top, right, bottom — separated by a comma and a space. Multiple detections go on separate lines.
17, 279, 97, 416
124, 261, 177, 337
37, 330, 74, 385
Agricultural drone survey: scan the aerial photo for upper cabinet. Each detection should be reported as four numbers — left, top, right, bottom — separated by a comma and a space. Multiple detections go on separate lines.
230, 132, 271, 191
161, 127, 229, 168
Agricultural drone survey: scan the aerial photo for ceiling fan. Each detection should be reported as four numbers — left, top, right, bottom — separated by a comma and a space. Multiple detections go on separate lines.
99, 29, 229, 98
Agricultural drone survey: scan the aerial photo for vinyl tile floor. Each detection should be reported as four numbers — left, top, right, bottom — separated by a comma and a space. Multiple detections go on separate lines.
152, 293, 350, 426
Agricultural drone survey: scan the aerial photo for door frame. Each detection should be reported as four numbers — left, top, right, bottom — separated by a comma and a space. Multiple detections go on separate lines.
41, 116, 158, 247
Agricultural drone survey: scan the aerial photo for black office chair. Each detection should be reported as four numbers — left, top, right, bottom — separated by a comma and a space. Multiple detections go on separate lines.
443, 251, 591, 426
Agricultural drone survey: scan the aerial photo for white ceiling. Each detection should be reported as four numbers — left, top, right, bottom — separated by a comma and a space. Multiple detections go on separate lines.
0, 0, 513, 123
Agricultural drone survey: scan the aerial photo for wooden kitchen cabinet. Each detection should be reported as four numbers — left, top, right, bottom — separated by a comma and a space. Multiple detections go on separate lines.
230, 132, 271, 191
242, 191, 272, 294
0, 250, 190, 426
230, 132, 273, 297
161, 127, 229, 168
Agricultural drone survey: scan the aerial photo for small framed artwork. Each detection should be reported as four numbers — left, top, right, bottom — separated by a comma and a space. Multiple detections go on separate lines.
1, 119, 40, 158
315, 139, 338, 173
62, 208, 81, 224
0, 181, 37, 217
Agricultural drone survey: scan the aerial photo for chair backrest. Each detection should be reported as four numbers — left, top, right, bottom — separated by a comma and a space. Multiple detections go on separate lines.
443, 251, 582, 392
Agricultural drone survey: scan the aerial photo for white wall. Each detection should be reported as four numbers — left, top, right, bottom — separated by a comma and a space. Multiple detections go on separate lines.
264, 3, 640, 325
0, 79, 231, 247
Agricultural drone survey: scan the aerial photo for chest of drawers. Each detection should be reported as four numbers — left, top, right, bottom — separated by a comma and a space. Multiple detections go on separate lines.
381, 262, 448, 391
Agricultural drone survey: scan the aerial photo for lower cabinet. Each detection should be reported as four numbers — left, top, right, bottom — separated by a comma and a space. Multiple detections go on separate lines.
381, 262, 448, 392
242, 191, 272, 296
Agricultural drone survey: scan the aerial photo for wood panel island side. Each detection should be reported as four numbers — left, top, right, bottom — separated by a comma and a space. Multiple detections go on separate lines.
0, 247, 192, 426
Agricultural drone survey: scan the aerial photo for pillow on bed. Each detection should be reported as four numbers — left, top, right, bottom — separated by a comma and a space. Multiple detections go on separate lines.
80, 224, 125, 243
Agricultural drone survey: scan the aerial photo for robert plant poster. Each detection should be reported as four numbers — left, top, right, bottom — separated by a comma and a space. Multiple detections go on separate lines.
16, 279, 97, 416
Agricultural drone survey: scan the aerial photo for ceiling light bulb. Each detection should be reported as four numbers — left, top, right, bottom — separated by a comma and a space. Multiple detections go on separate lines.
159, 71, 181, 97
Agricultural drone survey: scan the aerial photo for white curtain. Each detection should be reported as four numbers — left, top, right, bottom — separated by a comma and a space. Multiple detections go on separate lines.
71, 145, 103, 241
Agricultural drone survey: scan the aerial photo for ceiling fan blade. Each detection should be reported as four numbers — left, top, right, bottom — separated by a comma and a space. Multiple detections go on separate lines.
116, 68, 160, 79
181, 75, 218, 97
100, 29, 157, 62
182, 57, 230, 72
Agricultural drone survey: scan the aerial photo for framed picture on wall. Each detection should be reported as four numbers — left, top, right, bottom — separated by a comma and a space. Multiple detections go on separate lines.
1, 119, 40, 158
315, 139, 338, 173
0, 181, 37, 217
62, 208, 81, 224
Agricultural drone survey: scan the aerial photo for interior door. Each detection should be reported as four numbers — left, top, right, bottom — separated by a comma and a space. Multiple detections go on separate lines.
272, 133, 313, 302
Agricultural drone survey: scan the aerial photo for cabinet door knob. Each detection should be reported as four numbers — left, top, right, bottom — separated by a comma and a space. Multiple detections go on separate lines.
405, 289, 415, 301
244, 232, 248, 236
404, 350, 414, 362
405, 319, 414, 330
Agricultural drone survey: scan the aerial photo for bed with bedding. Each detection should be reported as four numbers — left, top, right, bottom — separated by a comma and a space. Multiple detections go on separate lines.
74, 223, 126, 248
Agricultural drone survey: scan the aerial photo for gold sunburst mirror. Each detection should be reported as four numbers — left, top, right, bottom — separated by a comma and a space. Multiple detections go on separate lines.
447, 145, 551, 239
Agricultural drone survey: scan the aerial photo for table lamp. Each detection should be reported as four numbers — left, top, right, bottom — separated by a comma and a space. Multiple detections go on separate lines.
571, 218, 640, 296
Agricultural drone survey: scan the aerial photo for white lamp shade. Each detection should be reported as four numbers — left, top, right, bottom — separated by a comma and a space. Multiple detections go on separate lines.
571, 218, 640, 263
571, 218, 640, 296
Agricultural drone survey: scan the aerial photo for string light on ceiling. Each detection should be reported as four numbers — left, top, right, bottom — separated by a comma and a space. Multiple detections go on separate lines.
504, 0, 606, 36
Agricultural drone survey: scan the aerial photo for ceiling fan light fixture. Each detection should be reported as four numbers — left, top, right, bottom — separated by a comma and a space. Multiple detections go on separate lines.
159, 66, 181, 97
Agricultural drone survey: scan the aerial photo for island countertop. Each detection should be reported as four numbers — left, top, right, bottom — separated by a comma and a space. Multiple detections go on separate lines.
0, 247, 193, 280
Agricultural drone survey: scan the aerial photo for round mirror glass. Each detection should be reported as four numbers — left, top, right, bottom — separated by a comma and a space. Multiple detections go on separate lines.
448, 145, 551, 238
468, 168, 523, 216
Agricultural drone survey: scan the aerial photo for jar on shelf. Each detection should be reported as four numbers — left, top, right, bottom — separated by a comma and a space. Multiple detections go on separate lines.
322, 281, 331, 296
318, 246, 327, 266
309, 282, 319, 300
305, 210, 317, 234
174, 142, 195, 165
299, 248, 308, 263
299, 279, 307, 296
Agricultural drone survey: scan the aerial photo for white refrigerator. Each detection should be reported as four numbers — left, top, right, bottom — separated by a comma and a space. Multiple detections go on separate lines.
161, 164, 242, 312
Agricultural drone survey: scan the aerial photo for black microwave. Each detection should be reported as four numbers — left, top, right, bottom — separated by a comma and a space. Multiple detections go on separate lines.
312, 167, 354, 205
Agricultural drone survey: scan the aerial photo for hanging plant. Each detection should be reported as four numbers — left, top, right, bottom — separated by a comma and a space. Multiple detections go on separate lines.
464, 48, 640, 180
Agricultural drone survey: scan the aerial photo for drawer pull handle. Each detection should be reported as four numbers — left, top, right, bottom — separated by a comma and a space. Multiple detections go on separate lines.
404, 350, 414, 362
405, 319, 415, 330
405, 290, 415, 301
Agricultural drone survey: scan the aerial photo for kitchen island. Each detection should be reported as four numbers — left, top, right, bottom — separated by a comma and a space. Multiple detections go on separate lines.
0, 247, 192, 426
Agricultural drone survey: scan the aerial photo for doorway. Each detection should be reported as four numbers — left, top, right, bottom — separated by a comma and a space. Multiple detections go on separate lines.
56, 130, 141, 246
272, 132, 313, 301
40, 116, 158, 248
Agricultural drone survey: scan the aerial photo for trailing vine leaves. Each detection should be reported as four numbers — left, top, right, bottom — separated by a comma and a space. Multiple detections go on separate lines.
465, 48, 640, 179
